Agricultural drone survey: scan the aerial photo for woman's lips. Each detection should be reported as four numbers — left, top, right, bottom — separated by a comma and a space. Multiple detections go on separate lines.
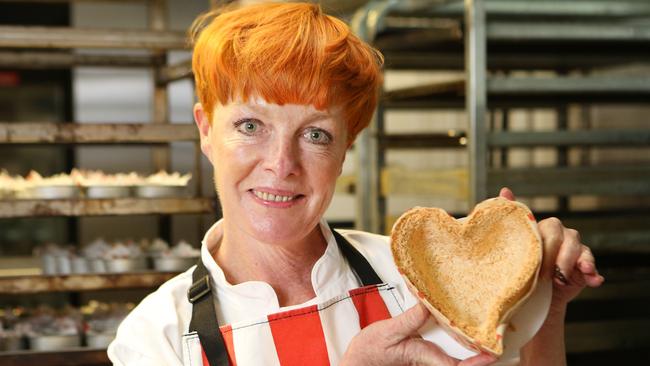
249, 189, 304, 207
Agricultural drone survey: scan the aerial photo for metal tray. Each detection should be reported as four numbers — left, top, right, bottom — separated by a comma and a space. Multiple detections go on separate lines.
30, 185, 81, 199
86, 333, 115, 348
29, 334, 81, 351
152, 256, 198, 271
86, 185, 132, 199
104, 257, 148, 273
135, 185, 186, 198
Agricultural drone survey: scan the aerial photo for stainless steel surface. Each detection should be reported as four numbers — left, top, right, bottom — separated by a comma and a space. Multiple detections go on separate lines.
488, 130, 650, 147
85, 186, 131, 199
393, 0, 650, 18
0, 26, 187, 49
487, 21, 650, 42
465, 0, 488, 204
487, 166, 650, 196
30, 185, 81, 199
488, 75, 650, 94
28, 335, 81, 351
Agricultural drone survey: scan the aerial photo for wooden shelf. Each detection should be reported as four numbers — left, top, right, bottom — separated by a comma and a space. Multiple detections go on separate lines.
0, 348, 109, 366
0, 123, 198, 144
0, 51, 159, 69
0, 26, 186, 50
0, 198, 216, 218
0, 272, 180, 294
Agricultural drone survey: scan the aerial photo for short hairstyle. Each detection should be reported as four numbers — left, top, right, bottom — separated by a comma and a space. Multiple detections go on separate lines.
189, 2, 384, 144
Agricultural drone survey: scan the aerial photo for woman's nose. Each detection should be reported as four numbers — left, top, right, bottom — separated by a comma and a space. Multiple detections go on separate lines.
265, 138, 301, 178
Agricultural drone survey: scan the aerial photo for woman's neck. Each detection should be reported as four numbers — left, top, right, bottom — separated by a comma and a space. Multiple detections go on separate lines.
214, 221, 328, 307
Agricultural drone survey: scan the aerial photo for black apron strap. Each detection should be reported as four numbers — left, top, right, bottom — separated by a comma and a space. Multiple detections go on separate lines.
331, 229, 384, 286
187, 259, 229, 366
187, 227, 384, 366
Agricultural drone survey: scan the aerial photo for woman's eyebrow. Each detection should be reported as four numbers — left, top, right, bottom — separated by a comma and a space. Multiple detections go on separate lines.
303, 112, 332, 124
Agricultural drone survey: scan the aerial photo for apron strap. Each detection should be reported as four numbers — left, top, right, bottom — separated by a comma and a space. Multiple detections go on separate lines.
188, 259, 229, 366
331, 229, 384, 286
187, 227, 384, 366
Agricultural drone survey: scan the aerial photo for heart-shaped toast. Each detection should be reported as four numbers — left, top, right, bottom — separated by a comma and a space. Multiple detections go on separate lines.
390, 198, 542, 356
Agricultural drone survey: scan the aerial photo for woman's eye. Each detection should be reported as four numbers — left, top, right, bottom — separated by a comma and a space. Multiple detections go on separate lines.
235, 119, 261, 135
305, 128, 332, 145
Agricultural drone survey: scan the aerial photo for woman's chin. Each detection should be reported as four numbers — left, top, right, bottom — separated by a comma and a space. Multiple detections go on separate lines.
246, 216, 317, 244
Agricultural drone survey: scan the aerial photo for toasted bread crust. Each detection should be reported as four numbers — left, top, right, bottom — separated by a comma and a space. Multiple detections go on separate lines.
390, 198, 543, 356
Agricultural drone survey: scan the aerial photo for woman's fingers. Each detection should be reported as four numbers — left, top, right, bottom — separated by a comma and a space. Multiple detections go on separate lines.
459, 353, 498, 366
398, 339, 496, 366
498, 187, 516, 201
577, 245, 605, 287
553, 228, 583, 286
538, 217, 564, 279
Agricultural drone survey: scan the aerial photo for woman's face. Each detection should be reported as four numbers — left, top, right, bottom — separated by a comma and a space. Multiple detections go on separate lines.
195, 99, 348, 244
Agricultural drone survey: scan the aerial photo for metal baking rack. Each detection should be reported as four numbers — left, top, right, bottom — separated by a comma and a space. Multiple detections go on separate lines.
352, 0, 650, 363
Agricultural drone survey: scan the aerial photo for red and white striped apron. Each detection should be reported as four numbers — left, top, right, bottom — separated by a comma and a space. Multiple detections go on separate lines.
182, 283, 404, 366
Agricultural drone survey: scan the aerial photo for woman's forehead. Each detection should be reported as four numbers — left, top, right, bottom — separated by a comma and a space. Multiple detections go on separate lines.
217, 97, 341, 121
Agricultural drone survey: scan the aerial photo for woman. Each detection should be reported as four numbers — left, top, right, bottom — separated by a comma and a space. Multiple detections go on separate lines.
108, 3, 603, 365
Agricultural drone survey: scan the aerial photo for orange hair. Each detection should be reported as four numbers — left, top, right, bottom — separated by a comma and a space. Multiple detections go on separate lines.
189, 2, 383, 144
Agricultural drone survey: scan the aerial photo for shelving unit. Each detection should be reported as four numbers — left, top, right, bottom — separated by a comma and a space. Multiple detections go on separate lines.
0, 1, 211, 363
352, 0, 650, 363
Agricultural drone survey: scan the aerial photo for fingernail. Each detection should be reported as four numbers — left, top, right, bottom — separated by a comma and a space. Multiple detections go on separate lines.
581, 262, 595, 273
554, 265, 569, 285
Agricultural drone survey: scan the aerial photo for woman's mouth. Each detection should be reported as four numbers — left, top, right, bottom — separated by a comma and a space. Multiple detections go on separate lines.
250, 189, 304, 206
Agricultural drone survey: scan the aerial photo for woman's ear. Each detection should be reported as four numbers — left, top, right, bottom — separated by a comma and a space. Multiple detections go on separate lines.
193, 103, 213, 163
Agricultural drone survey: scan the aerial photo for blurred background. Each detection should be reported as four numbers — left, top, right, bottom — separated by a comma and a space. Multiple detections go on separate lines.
0, 0, 648, 364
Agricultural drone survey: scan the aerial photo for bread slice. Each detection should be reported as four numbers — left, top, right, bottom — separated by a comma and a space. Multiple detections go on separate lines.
390, 198, 542, 356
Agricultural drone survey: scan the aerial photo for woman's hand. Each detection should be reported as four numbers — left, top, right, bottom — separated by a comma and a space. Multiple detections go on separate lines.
498, 188, 605, 366
498, 188, 604, 312
341, 303, 497, 366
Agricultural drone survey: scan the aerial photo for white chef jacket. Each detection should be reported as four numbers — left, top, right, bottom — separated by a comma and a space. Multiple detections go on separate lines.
107, 219, 517, 365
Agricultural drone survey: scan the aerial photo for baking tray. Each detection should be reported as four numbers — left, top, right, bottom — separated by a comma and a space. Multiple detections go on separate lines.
30, 185, 81, 199
104, 257, 148, 273
86, 185, 132, 199
152, 256, 198, 271
29, 334, 81, 351
135, 185, 187, 198
86, 333, 115, 348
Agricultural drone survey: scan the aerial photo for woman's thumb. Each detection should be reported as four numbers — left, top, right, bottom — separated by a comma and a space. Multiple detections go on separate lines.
385, 303, 431, 343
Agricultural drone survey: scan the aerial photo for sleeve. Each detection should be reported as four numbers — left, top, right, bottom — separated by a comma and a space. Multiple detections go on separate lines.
106, 282, 191, 366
